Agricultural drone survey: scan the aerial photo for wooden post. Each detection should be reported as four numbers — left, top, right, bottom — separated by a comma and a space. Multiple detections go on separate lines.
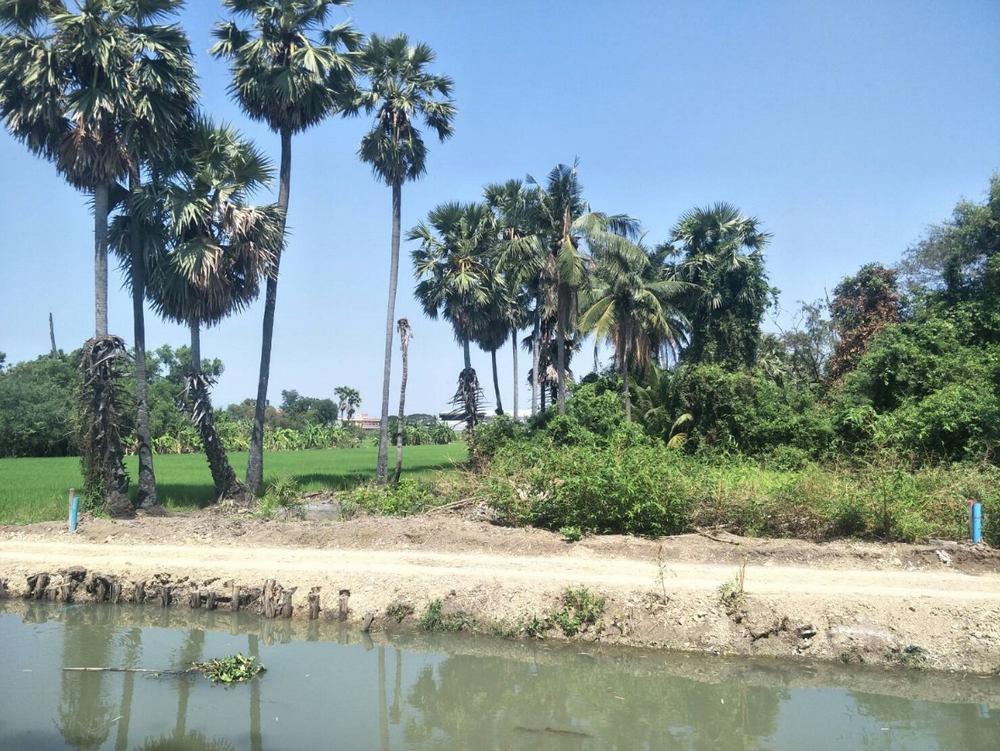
338, 589, 351, 621
109, 581, 122, 604
279, 589, 294, 619
58, 584, 72, 602
307, 587, 321, 620
231, 584, 241, 612
361, 612, 375, 633
262, 579, 277, 619
188, 588, 200, 609
132, 581, 146, 604
205, 590, 216, 610
159, 585, 170, 607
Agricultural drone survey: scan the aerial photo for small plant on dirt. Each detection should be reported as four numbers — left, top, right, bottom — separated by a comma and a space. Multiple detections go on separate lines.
559, 525, 583, 543
551, 587, 605, 637
718, 559, 747, 614
255, 476, 304, 519
418, 599, 471, 632
654, 543, 676, 603
193, 653, 265, 684
521, 614, 550, 638
343, 479, 433, 517
885, 644, 927, 669
386, 602, 415, 623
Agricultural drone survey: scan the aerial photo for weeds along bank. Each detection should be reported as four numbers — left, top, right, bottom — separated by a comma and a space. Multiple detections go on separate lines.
466, 415, 1000, 547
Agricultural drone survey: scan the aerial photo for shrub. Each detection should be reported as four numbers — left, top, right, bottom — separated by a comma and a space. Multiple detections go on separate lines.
340, 478, 434, 518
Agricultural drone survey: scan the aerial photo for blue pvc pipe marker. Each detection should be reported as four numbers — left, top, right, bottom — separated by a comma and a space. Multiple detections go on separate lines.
69, 496, 79, 533
969, 501, 982, 544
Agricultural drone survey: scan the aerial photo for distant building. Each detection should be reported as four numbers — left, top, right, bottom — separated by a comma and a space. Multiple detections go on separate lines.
344, 414, 380, 431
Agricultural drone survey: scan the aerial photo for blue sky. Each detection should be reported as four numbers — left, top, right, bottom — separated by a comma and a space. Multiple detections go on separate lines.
2, 0, 998, 417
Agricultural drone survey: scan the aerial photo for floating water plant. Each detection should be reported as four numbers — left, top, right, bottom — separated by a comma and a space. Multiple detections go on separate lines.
64, 653, 265, 684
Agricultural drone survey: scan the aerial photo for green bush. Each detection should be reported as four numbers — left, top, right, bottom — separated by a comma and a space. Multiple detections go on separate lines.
486, 429, 691, 536
341, 478, 434, 517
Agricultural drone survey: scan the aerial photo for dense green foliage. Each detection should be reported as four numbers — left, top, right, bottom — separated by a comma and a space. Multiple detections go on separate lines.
0, 353, 77, 457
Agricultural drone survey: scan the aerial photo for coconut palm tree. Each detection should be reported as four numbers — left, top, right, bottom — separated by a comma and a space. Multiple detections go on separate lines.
0, 0, 196, 516
580, 235, 689, 420
669, 202, 773, 369
502, 163, 639, 414
484, 179, 537, 418
210, 0, 360, 494
352, 32, 455, 483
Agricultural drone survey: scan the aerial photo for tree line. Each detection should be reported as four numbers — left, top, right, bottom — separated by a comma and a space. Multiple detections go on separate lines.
0, 0, 454, 512
0, 343, 455, 458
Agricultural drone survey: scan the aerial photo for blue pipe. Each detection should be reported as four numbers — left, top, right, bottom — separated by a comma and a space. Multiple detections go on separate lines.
69, 496, 79, 533
970, 501, 982, 544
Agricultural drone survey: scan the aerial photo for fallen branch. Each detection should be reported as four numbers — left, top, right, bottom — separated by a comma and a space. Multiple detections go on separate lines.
423, 497, 480, 514
64, 667, 194, 675
694, 527, 741, 545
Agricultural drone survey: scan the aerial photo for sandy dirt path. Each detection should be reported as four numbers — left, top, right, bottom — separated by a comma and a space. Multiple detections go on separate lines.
1, 510, 998, 674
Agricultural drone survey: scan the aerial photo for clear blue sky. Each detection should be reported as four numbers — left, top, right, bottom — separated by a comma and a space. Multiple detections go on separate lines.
2, 0, 998, 416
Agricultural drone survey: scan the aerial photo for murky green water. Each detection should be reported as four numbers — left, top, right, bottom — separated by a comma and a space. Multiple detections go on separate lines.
1, 602, 997, 750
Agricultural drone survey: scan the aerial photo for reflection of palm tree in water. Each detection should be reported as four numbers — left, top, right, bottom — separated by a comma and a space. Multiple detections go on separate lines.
377, 646, 406, 750
58, 608, 118, 751
133, 628, 235, 751
113, 627, 142, 751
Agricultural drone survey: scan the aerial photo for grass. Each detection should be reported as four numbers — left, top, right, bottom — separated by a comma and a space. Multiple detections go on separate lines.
0, 443, 468, 524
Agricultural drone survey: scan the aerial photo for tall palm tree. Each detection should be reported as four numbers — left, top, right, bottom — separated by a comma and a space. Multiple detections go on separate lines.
118, 117, 282, 501
484, 179, 537, 418
393, 317, 411, 483
0, 0, 196, 516
503, 163, 639, 414
352, 32, 455, 483
210, 0, 360, 494
669, 202, 773, 369
410, 201, 494, 374
580, 235, 688, 420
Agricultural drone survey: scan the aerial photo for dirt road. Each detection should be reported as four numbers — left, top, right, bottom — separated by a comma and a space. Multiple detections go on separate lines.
1, 507, 998, 673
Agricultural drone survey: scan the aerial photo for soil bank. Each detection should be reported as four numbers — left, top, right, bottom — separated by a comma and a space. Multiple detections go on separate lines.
1, 504, 998, 675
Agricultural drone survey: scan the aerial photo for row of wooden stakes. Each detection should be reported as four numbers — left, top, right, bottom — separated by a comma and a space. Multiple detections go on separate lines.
3, 568, 356, 623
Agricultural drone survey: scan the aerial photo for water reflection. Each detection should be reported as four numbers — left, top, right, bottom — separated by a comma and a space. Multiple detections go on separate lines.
0, 602, 997, 751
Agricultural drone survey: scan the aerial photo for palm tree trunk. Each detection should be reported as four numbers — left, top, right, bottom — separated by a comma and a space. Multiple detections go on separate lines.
393, 319, 410, 484
462, 338, 472, 371
377, 180, 403, 484
129, 170, 158, 510
490, 348, 503, 414
247, 126, 292, 495
94, 183, 110, 337
511, 329, 519, 420
556, 312, 567, 415
531, 303, 541, 416
191, 321, 245, 502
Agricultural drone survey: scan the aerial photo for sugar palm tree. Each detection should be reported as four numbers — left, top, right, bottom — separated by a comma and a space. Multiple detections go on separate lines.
117, 117, 282, 501
580, 235, 689, 420
0, 0, 196, 516
670, 202, 773, 369
210, 0, 360, 494
410, 201, 495, 374
334, 385, 360, 419
352, 32, 455, 483
393, 317, 411, 483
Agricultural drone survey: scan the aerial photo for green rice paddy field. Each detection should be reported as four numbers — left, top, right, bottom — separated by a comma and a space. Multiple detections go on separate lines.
0, 444, 468, 524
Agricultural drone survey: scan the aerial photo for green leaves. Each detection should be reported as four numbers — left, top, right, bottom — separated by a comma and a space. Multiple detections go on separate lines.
193, 653, 265, 684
